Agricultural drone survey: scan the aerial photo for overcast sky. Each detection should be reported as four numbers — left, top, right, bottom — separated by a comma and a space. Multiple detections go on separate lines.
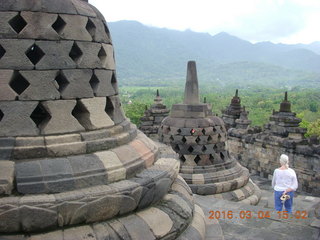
89, 0, 320, 44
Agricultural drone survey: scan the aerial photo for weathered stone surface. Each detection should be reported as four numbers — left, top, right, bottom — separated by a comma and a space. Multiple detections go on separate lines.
74, 41, 102, 68
89, 18, 111, 43
0, 12, 19, 38
75, 97, 114, 130
19, 12, 59, 39
71, 0, 96, 17
93, 69, 116, 97
63, 225, 96, 240
118, 215, 156, 240
0, 70, 17, 100
27, 230, 64, 240
20, 206, 57, 232
100, 44, 115, 70
18, 70, 60, 100
39, 100, 84, 135
137, 207, 173, 238
92, 222, 121, 240
0, 208, 20, 232
0, 161, 15, 195
0, 101, 39, 137
59, 69, 94, 99
107, 96, 125, 124
58, 14, 92, 41
13, 136, 47, 159
0, 39, 34, 69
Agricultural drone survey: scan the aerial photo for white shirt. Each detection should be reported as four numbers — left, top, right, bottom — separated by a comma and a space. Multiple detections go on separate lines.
272, 168, 298, 192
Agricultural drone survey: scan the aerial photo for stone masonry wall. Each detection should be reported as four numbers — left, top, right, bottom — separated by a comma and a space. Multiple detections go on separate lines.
227, 131, 320, 196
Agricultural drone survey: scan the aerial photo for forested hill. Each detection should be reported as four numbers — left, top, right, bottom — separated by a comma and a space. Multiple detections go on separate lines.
108, 20, 320, 88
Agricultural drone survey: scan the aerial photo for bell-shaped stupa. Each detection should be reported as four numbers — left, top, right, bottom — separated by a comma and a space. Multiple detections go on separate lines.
159, 61, 261, 204
0, 1, 206, 239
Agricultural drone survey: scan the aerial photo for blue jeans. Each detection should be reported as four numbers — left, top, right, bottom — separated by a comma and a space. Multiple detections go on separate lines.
274, 191, 294, 213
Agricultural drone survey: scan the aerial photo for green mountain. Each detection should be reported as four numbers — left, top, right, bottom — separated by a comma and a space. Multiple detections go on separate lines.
108, 20, 320, 88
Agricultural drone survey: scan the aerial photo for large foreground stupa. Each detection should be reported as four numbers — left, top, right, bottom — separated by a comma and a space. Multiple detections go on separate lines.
0, 1, 206, 239
159, 61, 261, 204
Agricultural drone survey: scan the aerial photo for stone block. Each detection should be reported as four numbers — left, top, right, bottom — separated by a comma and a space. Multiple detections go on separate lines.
0, 161, 14, 195
0, 137, 15, 160
108, 220, 131, 240
19, 12, 59, 39
74, 41, 102, 68
100, 43, 115, 70
27, 230, 64, 240
0, 70, 17, 101
0, 12, 19, 38
18, 70, 60, 100
13, 136, 47, 159
35, 41, 76, 69
40, 0, 77, 14
71, 0, 97, 17
95, 151, 126, 183
0, 39, 34, 69
45, 134, 81, 145
75, 97, 114, 130
63, 225, 96, 240
130, 140, 155, 167
80, 129, 110, 141
58, 14, 92, 41
107, 96, 125, 124
20, 205, 58, 232
137, 207, 173, 238
192, 174, 205, 185
86, 138, 117, 153
0, 206, 20, 232
15, 160, 43, 192
92, 222, 120, 240
59, 69, 94, 99
93, 69, 116, 97
118, 215, 155, 240
0, 101, 39, 137
40, 100, 85, 135
40, 158, 73, 181
89, 18, 111, 43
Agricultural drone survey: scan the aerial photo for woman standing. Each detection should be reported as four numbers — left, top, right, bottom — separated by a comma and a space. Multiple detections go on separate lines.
271, 154, 298, 213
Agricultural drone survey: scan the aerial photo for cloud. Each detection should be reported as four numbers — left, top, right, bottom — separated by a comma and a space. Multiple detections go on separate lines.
89, 0, 320, 43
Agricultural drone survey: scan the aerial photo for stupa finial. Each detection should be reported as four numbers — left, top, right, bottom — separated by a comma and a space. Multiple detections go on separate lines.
284, 91, 288, 101
156, 89, 160, 97
235, 89, 239, 97
183, 61, 200, 104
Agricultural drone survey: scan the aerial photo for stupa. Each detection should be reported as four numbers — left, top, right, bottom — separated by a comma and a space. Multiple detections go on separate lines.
139, 90, 170, 139
0, 1, 206, 239
159, 61, 261, 204
222, 89, 244, 129
265, 92, 306, 139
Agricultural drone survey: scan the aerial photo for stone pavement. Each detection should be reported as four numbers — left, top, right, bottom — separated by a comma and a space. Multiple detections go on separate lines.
195, 174, 320, 240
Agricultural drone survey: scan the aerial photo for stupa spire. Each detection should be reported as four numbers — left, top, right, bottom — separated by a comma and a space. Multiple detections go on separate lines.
183, 61, 200, 104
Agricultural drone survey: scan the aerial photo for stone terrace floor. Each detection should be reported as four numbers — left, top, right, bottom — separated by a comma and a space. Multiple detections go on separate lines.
195, 174, 320, 240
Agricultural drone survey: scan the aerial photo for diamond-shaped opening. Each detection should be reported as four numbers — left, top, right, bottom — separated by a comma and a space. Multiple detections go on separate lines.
213, 144, 218, 150
202, 128, 206, 135
55, 71, 69, 92
187, 146, 194, 153
218, 134, 222, 140
202, 145, 207, 152
69, 42, 83, 63
180, 155, 186, 163
9, 71, 30, 95
98, 45, 107, 62
105, 97, 114, 118
195, 136, 201, 143
0, 109, 4, 122
52, 15, 66, 34
182, 136, 187, 143
169, 135, 174, 141
30, 104, 51, 127
207, 135, 212, 142
9, 13, 27, 34
174, 144, 180, 152
220, 152, 225, 160
72, 100, 88, 122
104, 23, 111, 39
212, 127, 217, 132
177, 129, 182, 134
89, 73, 99, 93
194, 155, 201, 164
25, 44, 45, 65
0, 44, 6, 59
111, 72, 118, 93
86, 18, 96, 38
209, 154, 214, 163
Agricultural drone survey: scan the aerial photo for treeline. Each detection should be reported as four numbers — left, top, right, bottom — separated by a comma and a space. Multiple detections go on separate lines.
120, 86, 320, 137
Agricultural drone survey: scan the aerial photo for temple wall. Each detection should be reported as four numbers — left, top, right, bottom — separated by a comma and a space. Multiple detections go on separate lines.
227, 133, 320, 196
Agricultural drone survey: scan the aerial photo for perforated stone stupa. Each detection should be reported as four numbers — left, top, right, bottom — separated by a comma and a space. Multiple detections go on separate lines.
0, 1, 206, 239
139, 89, 170, 139
159, 61, 261, 204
